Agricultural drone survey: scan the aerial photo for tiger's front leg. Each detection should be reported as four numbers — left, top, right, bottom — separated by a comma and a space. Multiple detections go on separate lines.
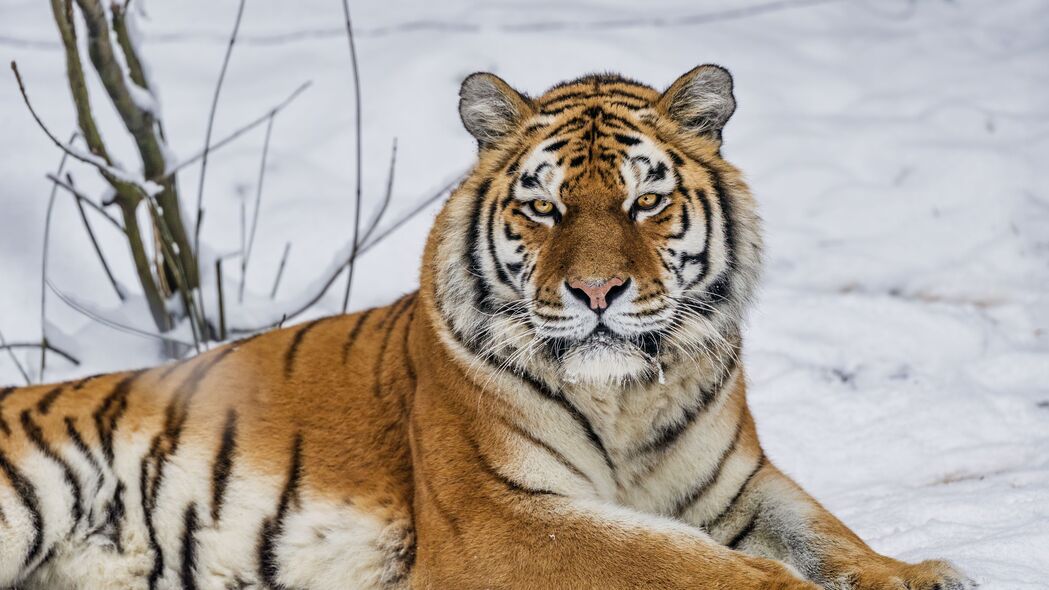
694, 458, 975, 590
407, 396, 816, 590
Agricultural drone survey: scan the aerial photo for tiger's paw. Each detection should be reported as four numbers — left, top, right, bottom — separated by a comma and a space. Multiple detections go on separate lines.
833, 558, 976, 590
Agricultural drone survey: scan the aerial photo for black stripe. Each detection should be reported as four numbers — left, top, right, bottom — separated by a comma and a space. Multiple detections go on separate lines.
543, 116, 587, 140
180, 503, 200, 590
142, 452, 164, 590
73, 374, 102, 390
613, 133, 640, 146
258, 434, 304, 589
36, 385, 65, 415
688, 161, 737, 302
486, 196, 518, 294
145, 349, 235, 589
666, 199, 691, 240
608, 100, 645, 110
634, 356, 739, 457
672, 415, 745, 516
503, 220, 522, 241
595, 109, 642, 132
283, 318, 325, 378
708, 454, 766, 528
0, 447, 45, 570
468, 434, 559, 497
210, 409, 238, 523
711, 166, 736, 270
410, 420, 461, 536
683, 188, 715, 292
104, 481, 126, 553
21, 409, 83, 528
64, 417, 105, 501
401, 303, 418, 385
442, 322, 614, 477
373, 295, 416, 399
342, 308, 375, 363
0, 386, 16, 436
149, 350, 236, 504
543, 139, 569, 152
466, 179, 494, 313
92, 371, 144, 464
516, 371, 615, 475
727, 506, 761, 549
500, 416, 594, 489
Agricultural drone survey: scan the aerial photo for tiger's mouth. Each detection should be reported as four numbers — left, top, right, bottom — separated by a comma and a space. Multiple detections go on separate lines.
542, 322, 663, 384
583, 324, 620, 344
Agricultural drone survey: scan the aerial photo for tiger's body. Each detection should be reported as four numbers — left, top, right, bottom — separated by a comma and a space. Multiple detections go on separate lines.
0, 66, 974, 589
0, 305, 417, 589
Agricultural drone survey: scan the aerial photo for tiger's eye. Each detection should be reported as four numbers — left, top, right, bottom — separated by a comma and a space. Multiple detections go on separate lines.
636, 193, 662, 210
530, 199, 555, 215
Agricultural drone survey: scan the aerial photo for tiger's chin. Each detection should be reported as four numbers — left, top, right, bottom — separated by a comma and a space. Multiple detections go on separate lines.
557, 332, 655, 385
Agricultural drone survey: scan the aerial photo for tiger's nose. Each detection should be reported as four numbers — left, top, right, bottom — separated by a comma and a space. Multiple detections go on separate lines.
566, 277, 630, 312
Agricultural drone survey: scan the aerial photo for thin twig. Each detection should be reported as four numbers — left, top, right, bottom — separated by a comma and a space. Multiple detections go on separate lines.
216, 259, 227, 341
0, 342, 80, 367
270, 242, 292, 300
0, 326, 32, 385
46, 173, 125, 231
359, 170, 467, 253
40, 132, 77, 382
359, 138, 397, 247
11, 61, 148, 188
162, 81, 310, 180
241, 114, 275, 303
236, 170, 464, 332
194, 0, 247, 254
69, 174, 125, 301
142, 196, 203, 352
339, 0, 364, 314
46, 279, 191, 346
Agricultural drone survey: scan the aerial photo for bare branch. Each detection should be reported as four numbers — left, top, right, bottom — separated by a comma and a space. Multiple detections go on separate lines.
359, 138, 397, 247
340, 0, 364, 314
359, 170, 467, 254
46, 174, 125, 231
241, 114, 275, 303
46, 279, 191, 347
40, 133, 77, 382
216, 259, 228, 341
194, 0, 247, 254
11, 61, 150, 191
232, 170, 464, 333
67, 174, 126, 302
0, 342, 80, 367
162, 81, 311, 180
270, 242, 292, 300
0, 326, 32, 385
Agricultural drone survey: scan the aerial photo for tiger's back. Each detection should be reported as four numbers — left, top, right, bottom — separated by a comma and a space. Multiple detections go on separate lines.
0, 294, 418, 589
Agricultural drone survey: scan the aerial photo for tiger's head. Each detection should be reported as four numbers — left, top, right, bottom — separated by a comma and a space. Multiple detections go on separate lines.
426, 65, 762, 386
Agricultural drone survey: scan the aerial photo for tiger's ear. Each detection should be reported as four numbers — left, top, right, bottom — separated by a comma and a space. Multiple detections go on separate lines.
459, 72, 535, 149
656, 65, 736, 141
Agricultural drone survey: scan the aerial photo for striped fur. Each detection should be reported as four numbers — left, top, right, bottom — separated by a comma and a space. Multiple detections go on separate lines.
0, 67, 972, 589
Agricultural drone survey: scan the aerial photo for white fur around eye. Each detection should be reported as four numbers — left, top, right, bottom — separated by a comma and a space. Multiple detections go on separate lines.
620, 138, 676, 213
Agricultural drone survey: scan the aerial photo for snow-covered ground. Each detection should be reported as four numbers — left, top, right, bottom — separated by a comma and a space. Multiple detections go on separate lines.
2, 0, 1047, 586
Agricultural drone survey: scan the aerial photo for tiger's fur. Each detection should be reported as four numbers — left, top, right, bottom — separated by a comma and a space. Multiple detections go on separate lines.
0, 66, 974, 589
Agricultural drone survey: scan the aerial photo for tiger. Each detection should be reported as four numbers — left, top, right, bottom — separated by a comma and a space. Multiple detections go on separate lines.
0, 65, 976, 589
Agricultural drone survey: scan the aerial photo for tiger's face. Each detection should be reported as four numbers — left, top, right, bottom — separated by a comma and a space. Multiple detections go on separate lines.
431, 66, 762, 385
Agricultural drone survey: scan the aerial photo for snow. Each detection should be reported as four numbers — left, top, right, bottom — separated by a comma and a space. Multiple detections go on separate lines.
1, 0, 1047, 586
